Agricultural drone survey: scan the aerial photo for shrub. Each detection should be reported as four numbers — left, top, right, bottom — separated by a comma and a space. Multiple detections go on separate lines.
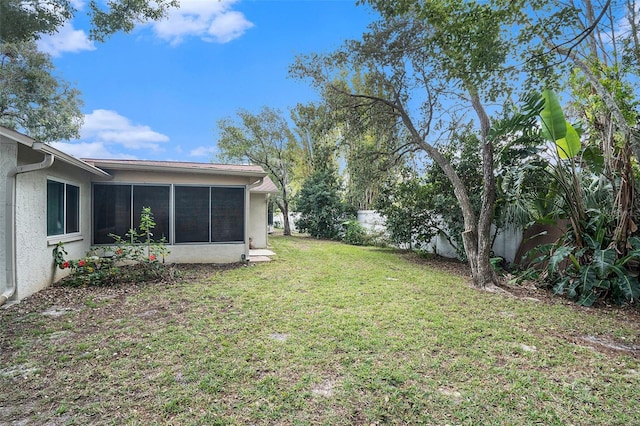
53, 207, 174, 286
53, 244, 119, 287
341, 220, 369, 246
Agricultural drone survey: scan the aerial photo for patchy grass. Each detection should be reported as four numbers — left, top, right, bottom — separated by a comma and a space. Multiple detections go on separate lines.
1, 235, 639, 425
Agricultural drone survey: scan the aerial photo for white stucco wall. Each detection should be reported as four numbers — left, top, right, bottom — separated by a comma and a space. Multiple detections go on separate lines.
163, 243, 246, 263
249, 193, 269, 249
14, 146, 94, 300
0, 139, 18, 298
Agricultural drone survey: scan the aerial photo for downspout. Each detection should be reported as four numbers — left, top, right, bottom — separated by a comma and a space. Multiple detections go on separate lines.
1, 143, 54, 306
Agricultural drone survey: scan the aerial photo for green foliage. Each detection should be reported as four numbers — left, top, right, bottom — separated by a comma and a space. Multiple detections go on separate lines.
526, 225, 640, 307
0, 0, 72, 43
341, 220, 370, 246
217, 106, 299, 235
0, 0, 179, 44
53, 208, 172, 286
375, 130, 483, 257
52, 243, 119, 287
295, 168, 346, 240
540, 89, 581, 159
0, 40, 83, 142
375, 172, 440, 251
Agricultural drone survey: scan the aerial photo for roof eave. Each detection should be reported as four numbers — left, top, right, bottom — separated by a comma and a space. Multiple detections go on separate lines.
0, 126, 111, 178
86, 161, 267, 178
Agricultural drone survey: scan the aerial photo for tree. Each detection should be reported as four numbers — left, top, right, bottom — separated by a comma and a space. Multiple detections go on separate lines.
0, 0, 179, 43
295, 161, 346, 240
289, 102, 339, 182
217, 107, 300, 236
522, 0, 639, 253
0, 40, 83, 142
293, 2, 528, 289
338, 71, 410, 211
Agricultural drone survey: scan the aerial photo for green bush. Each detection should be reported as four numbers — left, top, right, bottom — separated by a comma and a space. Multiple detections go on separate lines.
341, 220, 369, 246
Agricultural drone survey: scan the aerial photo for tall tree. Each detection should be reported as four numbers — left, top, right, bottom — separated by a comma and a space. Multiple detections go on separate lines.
0, 40, 83, 142
293, 2, 526, 289
0, 0, 179, 43
217, 107, 300, 236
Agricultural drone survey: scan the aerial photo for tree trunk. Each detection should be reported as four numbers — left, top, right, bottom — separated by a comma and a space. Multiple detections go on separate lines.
275, 199, 292, 236
469, 89, 498, 289
395, 96, 497, 288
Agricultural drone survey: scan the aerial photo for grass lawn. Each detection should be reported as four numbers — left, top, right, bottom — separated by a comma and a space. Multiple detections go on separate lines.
1, 235, 639, 425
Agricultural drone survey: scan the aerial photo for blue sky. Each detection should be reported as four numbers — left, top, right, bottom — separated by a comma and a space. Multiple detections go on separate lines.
42, 0, 378, 162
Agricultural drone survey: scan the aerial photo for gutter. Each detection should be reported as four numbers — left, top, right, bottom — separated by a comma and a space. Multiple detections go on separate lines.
1, 143, 54, 306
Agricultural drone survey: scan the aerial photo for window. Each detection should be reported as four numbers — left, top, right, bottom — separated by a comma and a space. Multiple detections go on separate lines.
175, 186, 245, 244
93, 184, 245, 245
211, 187, 244, 242
175, 186, 209, 243
47, 180, 80, 236
93, 184, 170, 244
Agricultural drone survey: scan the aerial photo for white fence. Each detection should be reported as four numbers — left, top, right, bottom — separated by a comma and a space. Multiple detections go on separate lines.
357, 210, 523, 263
276, 209, 524, 264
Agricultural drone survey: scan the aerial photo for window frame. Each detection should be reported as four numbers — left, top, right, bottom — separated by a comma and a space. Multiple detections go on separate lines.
46, 177, 81, 240
92, 183, 171, 245
174, 184, 246, 244
91, 183, 246, 246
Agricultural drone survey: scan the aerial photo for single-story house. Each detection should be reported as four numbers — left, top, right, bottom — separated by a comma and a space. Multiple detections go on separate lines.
0, 125, 278, 305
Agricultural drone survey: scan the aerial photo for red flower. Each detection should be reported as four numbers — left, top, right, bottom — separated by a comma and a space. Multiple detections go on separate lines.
149, 254, 156, 261
62, 261, 70, 269
78, 259, 86, 267
116, 249, 123, 255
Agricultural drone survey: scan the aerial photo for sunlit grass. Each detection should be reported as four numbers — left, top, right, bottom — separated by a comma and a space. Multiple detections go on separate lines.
1, 235, 639, 425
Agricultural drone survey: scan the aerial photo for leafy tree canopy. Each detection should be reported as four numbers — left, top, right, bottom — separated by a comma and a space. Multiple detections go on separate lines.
0, 40, 83, 142
217, 107, 300, 236
0, 0, 179, 43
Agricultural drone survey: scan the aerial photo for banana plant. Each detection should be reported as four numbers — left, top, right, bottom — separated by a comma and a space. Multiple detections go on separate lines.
540, 89, 581, 159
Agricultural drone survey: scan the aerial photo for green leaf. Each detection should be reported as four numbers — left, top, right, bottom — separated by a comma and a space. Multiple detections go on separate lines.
592, 248, 616, 279
540, 89, 567, 142
612, 271, 640, 302
548, 245, 573, 274
580, 264, 596, 292
555, 123, 581, 159
582, 145, 604, 174
577, 291, 597, 307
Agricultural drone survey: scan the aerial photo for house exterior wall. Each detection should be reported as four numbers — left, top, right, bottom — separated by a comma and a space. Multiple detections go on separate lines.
249, 193, 269, 249
90, 169, 266, 264
14, 145, 94, 300
3, 145, 270, 302
165, 244, 245, 263
0, 138, 18, 298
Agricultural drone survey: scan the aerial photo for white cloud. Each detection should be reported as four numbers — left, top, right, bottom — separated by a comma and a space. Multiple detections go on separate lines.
80, 109, 169, 151
37, 22, 95, 57
151, 0, 254, 45
55, 110, 170, 159
189, 146, 217, 158
50, 141, 136, 159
